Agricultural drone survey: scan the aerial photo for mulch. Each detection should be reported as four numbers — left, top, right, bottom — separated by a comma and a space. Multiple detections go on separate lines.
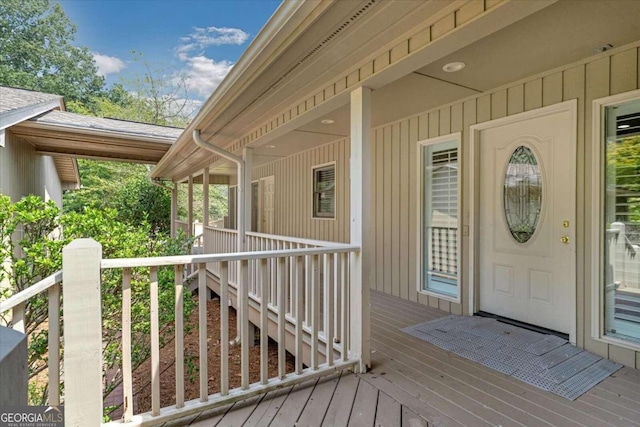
132, 297, 295, 413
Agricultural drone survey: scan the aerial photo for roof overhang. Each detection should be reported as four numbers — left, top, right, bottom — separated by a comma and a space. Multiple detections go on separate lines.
52, 156, 81, 189
0, 98, 64, 148
10, 111, 180, 164
151, 0, 559, 181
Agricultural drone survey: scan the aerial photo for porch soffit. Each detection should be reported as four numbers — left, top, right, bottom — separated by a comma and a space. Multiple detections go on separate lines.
10, 110, 180, 164
153, 0, 557, 182
52, 156, 80, 188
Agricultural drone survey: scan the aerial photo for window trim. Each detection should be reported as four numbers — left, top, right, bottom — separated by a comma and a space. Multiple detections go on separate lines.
312, 161, 337, 220
591, 89, 640, 352
416, 132, 462, 303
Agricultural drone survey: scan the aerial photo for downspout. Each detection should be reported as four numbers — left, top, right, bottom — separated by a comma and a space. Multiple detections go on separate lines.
193, 130, 245, 346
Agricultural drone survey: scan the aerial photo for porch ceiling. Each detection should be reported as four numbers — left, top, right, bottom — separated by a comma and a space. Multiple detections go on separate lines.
10, 110, 180, 164
246, 0, 640, 175
417, 0, 640, 93
154, 0, 640, 181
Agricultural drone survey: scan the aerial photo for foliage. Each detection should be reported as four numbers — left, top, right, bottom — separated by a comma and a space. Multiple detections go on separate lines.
63, 160, 150, 213
63, 161, 172, 234
0, 0, 104, 104
0, 194, 195, 410
607, 135, 640, 241
112, 176, 172, 234
177, 182, 229, 223
66, 53, 195, 128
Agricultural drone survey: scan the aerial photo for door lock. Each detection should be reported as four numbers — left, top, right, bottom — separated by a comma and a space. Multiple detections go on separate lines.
560, 236, 570, 244
563, 220, 570, 228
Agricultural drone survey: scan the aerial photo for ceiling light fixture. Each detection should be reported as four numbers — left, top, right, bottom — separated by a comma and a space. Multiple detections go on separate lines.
618, 124, 630, 129
594, 44, 613, 53
442, 61, 465, 73
321, 119, 335, 124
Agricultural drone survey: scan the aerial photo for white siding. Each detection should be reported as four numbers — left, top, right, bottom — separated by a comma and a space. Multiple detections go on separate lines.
0, 130, 63, 207
253, 138, 351, 243
251, 42, 640, 367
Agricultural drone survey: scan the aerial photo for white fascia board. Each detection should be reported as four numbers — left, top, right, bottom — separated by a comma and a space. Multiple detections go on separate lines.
0, 100, 63, 132
0, 129, 4, 147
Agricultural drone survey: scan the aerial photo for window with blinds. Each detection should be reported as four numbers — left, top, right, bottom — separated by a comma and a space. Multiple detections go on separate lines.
603, 97, 640, 343
420, 138, 459, 298
313, 164, 335, 218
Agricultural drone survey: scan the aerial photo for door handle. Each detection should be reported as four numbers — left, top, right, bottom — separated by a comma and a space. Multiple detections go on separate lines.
560, 236, 570, 244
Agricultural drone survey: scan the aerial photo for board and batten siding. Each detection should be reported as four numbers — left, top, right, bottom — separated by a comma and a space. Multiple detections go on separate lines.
0, 130, 63, 207
253, 138, 351, 243
251, 41, 640, 367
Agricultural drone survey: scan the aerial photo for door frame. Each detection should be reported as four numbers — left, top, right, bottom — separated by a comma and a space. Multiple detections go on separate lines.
259, 175, 275, 234
468, 100, 578, 344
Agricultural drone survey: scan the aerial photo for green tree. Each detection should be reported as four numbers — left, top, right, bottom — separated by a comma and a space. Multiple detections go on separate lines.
113, 176, 171, 234
0, 194, 195, 411
0, 0, 104, 103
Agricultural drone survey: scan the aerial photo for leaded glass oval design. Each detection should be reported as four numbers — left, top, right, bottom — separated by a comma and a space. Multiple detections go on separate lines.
504, 146, 542, 243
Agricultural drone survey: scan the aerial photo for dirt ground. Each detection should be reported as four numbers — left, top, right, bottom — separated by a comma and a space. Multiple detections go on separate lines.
132, 298, 295, 413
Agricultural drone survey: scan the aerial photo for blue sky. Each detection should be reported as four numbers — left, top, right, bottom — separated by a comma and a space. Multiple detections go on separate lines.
59, 0, 281, 107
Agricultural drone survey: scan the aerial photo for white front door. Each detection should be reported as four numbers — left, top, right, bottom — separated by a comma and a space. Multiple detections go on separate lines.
260, 175, 275, 234
477, 105, 576, 336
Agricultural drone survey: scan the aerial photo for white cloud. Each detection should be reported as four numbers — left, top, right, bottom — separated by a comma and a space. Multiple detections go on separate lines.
173, 26, 248, 100
178, 27, 249, 58
177, 55, 234, 98
92, 53, 126, 76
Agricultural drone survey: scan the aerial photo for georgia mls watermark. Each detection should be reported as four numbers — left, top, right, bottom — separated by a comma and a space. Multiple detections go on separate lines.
0, 406, 63, 427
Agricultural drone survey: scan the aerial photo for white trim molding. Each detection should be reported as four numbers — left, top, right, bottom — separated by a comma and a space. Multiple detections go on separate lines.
416, 132, 462, 304
469, 100, 578, 344
311, 160, 337, 220
590, 89, 640, 352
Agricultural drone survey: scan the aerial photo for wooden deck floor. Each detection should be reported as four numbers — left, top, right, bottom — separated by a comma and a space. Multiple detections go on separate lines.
168, 290, 640, 427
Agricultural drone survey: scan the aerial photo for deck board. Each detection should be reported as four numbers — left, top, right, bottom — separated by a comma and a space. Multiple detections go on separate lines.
347, 378, 378, 427
296, 372, 341, 426
370, 293, 640, 425
371, 309, 623, 426
241, 386, 292, 426
167, 290, 640, 427
375, 392, 401, 427
268, 378, 317, 425
401, 406, 428, 427
322, 371, 360, 426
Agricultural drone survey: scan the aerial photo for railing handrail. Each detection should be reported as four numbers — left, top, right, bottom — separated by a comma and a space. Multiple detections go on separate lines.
246, 231, 352, 248
203, 225, 237, 233
0, 270, 62, 313
101, 245, 360, 269
203, 226, 352, 248
174, 219, 189, 224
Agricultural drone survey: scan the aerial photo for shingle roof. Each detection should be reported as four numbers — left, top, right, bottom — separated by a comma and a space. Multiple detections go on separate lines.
0, 86, 62, 114
29, 110, 184, 140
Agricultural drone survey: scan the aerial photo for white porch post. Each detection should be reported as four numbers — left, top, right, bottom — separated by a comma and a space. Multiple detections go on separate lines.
203, 167, 210, 227
63, 238, 103, 426
188, 175, 194, 238
236, 148, 253, 339
171, 182, 178, 238
242, 147, 253, 242
349, 86, 372, 372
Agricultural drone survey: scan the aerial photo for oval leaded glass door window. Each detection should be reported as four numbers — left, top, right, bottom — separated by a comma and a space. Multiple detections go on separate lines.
504, 146, 542, 243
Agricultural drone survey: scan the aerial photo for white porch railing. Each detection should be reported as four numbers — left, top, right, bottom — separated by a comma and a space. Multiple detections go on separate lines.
0, 271, 62, 407
53, 238, 360, 426
203, 227, 353, 339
